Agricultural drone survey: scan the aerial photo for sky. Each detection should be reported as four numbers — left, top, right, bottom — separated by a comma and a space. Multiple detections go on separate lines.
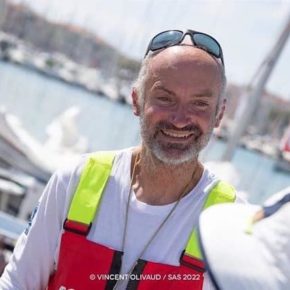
10, 0, 290, 99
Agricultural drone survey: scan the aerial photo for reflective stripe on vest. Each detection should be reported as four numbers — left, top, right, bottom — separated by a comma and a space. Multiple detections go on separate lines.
67, 151, 115, 225
68, 151, 236, 261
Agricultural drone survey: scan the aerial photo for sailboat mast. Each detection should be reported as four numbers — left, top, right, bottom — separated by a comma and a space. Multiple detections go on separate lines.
222, 12, 290, 161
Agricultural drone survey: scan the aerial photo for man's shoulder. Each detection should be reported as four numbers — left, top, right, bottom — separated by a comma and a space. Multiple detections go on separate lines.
54, 154, 88, 183
55, 148, 133, 182
203, 162, 248, 203
201, 167, 247, 205
204, 161, 239, 190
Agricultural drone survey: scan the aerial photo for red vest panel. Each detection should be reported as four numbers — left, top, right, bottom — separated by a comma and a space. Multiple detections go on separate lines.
48, 220, 204, 290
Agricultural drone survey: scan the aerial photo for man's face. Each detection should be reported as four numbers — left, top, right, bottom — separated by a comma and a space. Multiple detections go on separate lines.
134, 46, 224, 165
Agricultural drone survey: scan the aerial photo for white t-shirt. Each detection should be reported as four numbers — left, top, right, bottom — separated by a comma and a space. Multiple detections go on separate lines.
0, 148, 242, 290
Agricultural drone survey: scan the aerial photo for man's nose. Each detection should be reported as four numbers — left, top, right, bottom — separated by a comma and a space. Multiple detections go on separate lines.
169, 105, 192, 129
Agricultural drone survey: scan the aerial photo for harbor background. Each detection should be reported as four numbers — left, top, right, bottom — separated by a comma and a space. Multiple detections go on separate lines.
1, 60, 290, 205
1, 1, 290, 265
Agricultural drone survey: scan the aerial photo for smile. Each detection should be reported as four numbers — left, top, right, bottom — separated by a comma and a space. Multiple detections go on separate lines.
160, 129, 194, 139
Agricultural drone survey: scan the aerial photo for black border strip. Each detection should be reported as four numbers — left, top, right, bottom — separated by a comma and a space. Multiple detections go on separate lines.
105, 250, 123, 290
126, 259, 147, 290
180, 259, 205, 273
63, 219, 92, 236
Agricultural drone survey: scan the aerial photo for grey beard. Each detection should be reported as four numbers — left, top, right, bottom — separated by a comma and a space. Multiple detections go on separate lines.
139, 116, 213, 166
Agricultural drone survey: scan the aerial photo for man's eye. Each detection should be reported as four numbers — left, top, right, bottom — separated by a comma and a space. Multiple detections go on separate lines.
157, 96, 173, 103
196, 101, 208, 106
192, 101, 209, 110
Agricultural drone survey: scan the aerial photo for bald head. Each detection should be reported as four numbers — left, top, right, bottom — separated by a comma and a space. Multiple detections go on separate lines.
133, 45, 226, 109
151, 45, 222, 72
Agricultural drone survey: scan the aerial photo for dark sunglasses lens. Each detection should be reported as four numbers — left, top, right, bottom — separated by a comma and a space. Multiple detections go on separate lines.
193, 34, 220, 57
151, 31, 183, 51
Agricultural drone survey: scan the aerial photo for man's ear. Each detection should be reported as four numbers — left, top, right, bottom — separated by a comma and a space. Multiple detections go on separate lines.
215, 98, 226, 128
132, 88, 140, 116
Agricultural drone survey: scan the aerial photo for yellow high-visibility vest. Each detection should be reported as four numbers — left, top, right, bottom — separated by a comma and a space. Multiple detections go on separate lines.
67, 151, 236, 261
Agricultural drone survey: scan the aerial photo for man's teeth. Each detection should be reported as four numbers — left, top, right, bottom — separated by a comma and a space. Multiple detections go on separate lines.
161, 129, 193, 138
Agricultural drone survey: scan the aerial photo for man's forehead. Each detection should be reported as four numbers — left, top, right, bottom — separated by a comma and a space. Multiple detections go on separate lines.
148, 45, 221, 70
151, 81, 215, 97
146, 46, 222, 87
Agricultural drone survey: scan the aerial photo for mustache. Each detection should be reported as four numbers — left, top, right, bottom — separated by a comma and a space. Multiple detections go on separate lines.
156, 121, 202, 134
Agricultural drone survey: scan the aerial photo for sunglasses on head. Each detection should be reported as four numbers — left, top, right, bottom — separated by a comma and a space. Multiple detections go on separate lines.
145, 29, 224, 66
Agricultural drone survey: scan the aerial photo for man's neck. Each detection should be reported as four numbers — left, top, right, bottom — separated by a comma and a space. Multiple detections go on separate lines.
131, 146, 203, 205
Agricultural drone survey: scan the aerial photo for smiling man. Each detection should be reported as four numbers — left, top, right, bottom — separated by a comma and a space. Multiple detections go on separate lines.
136, 46, 224, 165
0, 30, 242, 290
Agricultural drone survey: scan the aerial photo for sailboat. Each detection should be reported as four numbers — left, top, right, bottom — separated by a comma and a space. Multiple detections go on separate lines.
206, 11, 290, 197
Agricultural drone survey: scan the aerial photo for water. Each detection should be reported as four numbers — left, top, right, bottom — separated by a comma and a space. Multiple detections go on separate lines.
203, 140, 290, 203
1, 61, 290, 204
0, 61, 140, 150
